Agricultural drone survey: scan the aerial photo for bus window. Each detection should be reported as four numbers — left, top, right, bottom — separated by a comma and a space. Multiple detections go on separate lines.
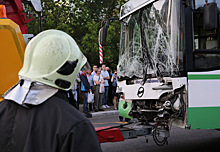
193, 12, 219, 50
193, 1, 220, 71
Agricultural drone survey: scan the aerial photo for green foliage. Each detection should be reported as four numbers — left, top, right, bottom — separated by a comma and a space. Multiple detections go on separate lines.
26, 0, 128, 70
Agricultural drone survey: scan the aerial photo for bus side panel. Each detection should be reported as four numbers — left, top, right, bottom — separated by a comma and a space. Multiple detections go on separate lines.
188, 71, 220, 129
188, 107, 220, 129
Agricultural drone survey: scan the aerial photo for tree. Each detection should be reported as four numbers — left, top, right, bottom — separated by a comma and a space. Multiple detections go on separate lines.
26, 0, 128, 70
26, 0, 75, 36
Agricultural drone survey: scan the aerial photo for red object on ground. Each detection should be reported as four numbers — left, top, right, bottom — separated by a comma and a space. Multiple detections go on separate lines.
0, 0, 33, 34
95, 126, 124, 143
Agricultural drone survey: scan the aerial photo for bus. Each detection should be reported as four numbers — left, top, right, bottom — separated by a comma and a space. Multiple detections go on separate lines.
100, 0, 220, 145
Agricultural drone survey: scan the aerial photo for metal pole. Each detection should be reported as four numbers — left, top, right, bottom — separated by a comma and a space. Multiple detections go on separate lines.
38, 12, 42, 33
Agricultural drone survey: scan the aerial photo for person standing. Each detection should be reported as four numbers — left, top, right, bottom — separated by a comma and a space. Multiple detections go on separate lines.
0, 30, 102, 152
93, 69, 105, 112
87, 69, 93, 111
91, 65, 97, 92
76, 73, 81, 109
107, 68, 113, 106
111, 70, 119, 110
101, 64, 110, 108
91, 65, 97, 76
68, 75, 80, 108
80, 69, 92, 117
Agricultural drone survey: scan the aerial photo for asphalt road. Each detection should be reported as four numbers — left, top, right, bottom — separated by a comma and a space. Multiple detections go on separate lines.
89, 113, 220, 152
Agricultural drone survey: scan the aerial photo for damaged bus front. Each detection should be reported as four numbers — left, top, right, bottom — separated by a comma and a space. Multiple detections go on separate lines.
118, 0, 187, 130
100, 0, 220, 145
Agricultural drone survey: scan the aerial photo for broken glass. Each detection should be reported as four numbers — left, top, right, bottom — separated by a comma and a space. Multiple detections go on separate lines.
118, 0, 183, 79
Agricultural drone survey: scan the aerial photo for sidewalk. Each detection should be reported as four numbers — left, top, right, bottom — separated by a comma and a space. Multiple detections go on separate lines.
79, 104, 118, 117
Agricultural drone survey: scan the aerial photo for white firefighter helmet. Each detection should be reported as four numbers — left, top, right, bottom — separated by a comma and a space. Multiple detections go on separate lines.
19, 29, 88, 90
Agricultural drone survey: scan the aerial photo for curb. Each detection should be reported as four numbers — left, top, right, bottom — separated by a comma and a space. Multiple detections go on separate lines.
91, 110, 118, 117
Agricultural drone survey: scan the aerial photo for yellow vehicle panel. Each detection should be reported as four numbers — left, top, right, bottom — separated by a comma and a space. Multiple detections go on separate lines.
0, 19, 25, 101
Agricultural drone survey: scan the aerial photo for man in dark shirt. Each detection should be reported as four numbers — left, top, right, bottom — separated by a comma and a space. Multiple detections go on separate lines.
80, 68, 92, 117
0, 30, 102, 152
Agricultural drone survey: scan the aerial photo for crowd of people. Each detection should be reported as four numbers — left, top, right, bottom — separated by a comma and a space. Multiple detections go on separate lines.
69, 64, 119, 118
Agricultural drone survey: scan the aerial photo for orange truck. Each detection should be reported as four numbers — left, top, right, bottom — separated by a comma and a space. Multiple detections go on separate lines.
0, 1, 42, 101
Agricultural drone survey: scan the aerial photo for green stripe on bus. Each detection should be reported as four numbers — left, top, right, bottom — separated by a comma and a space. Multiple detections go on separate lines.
188, 74, 220, 80
188, 107, 220, 129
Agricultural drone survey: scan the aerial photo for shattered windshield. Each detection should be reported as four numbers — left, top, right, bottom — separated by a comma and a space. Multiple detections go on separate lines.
118, 0, 183, 79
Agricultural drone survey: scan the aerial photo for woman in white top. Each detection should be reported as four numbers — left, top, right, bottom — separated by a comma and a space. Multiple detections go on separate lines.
93, 69, 105, 112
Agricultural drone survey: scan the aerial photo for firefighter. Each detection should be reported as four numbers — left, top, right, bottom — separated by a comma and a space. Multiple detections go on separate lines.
0, 30, 102, 152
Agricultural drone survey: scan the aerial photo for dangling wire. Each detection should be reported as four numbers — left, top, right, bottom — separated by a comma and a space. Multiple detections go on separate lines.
152, 126, 168, 146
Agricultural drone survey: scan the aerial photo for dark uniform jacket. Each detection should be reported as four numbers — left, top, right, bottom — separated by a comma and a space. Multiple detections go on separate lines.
0, 91, 102, 152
